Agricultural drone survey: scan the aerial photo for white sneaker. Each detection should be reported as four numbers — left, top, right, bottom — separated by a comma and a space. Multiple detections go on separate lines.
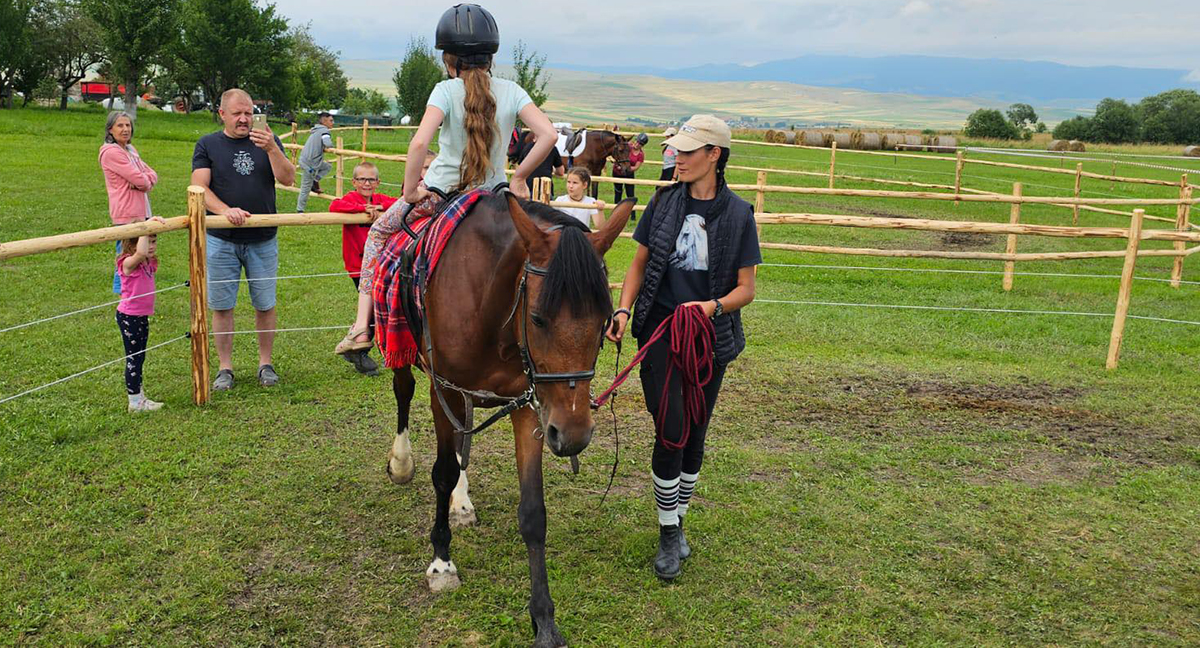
128, 397, 164, 413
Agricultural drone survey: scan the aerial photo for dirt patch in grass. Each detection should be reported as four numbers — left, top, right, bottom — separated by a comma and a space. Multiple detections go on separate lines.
938, 231, 996, 249
724, 369, 1193, 484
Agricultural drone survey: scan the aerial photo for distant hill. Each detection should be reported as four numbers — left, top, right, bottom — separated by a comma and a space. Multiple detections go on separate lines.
340, 59, 1085, 129
559, 55, 1200, 104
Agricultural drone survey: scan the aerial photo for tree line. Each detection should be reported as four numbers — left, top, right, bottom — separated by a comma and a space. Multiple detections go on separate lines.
963, 90, 1200, 145
1, 0, 553, 126
1051, 90, 1200, 145
0, 0, 349, 118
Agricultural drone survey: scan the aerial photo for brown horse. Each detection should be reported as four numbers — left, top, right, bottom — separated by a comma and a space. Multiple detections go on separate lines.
384, 191, 635, 647
566, 130, 632, 199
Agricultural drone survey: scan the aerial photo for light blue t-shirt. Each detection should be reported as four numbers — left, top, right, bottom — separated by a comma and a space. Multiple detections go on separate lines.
424, 77, 533, 193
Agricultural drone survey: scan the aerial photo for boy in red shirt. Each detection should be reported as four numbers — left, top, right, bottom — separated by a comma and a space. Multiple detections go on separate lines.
329, 161, 397, 375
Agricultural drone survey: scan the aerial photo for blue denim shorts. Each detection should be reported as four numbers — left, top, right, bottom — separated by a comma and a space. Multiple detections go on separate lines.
206, 235, 278, 311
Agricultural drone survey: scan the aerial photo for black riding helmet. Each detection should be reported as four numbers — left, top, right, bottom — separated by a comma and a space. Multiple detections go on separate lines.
635, 133, 649, 146
436, 4, 500, 57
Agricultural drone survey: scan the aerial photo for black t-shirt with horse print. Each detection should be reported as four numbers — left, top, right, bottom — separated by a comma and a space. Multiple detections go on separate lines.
633, 194, 762, 311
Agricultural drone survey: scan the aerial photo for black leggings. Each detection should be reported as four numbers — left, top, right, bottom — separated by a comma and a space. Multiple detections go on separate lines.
638, 308, 727, 481
614, 174, 636, 203
116, 312, 149, 395
659, 166, 675, 182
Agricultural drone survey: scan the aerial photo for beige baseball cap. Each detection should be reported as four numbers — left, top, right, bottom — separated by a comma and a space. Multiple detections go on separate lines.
662, 114, 731, 151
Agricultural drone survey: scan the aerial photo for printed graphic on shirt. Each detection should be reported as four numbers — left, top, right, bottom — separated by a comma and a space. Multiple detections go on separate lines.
233, 150, 254, 176
669, 213, 708, 271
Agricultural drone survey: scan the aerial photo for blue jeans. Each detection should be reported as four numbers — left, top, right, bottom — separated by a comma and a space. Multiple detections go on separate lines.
206, 235, 279, 311
112, 240, 122, 294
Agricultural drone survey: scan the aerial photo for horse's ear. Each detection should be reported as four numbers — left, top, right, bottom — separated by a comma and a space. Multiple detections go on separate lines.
504, 192, 551, 261
589, 199, 636, 255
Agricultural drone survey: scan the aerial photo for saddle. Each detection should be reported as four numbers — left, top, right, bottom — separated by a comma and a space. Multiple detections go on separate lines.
557, 128, 587, 158
372, 188, 490, 369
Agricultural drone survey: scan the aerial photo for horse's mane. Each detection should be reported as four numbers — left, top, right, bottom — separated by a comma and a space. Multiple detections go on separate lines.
522, 201, 612, 320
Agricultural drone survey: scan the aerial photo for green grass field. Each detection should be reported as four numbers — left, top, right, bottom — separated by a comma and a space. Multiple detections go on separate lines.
3, 104, 1200, 646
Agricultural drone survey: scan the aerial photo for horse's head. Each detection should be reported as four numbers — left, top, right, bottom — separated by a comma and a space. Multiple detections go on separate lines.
504, 193, 636, 457
610, 133, 632, 176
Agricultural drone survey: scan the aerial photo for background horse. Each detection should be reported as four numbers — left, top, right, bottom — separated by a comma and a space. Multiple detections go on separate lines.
385, 192, 635, 647
565, 130, 632, 199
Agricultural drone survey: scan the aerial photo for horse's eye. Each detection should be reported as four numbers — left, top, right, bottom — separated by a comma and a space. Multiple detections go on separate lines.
530, 313, 547, 328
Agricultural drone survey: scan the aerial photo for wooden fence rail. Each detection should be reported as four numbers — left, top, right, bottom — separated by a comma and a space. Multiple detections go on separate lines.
2, 182, 1189, 408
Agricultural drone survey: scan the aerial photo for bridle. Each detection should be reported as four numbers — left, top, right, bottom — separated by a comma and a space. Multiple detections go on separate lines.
425, 221, 608, 468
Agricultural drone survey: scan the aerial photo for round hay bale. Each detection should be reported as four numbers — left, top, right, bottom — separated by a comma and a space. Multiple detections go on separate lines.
763, 129, 778, 143
1183, 146, 1200, 157
1047, 139, 1070, 152
857, 132, 883, 150
800, 130, 827, 147
1068, 140, 1086, 152
830, 132, 852, 149
930, 135, 956, 154
780, 130, 797, 145
903, 134, 924, 151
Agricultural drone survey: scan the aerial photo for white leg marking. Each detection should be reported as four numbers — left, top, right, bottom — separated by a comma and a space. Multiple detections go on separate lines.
449, 453, 477, 528
386, 429, 415, 485
425, 557, 461, 593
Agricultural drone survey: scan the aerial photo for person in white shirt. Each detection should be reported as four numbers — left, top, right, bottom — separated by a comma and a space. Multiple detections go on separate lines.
552, 167, 605, 227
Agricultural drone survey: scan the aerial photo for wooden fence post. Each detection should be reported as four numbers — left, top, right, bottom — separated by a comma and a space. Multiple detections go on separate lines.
186, 186, 210, 406
289, 122, 298, 163
1106, 208, 1145, 370
290, 122, 300, 186
1171, 175, 1192, 288
361, 118, 369, 155
540, 177, 553, 204
828, 141, 837, 189
954, 150, 965, 203
755, 170, 767, 238
1072, 162, 1083, 225
335, 136, 344, 197
1003, 182, 1022, 291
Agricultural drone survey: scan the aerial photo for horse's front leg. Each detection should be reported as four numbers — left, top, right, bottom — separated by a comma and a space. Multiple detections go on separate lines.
426, 387, 464, 593
386, 367, 417, 484
512, 405, 566, 647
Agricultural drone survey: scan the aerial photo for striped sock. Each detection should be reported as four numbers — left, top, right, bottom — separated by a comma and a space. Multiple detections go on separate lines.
653, 474, 680, 526
678, 471, 698, 518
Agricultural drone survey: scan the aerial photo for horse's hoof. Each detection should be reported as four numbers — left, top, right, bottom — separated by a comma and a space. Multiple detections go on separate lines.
425, 559, 461, 593
386, 442, 415, 484
449, 503, 477, 528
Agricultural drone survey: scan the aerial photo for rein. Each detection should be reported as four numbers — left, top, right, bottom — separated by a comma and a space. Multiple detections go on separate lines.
590, 304, 715, 450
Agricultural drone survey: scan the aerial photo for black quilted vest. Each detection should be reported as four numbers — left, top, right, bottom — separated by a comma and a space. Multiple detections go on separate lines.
631, 181, 752, 365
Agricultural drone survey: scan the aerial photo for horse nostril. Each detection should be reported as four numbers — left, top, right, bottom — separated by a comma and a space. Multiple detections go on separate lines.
546, 424, 561, 447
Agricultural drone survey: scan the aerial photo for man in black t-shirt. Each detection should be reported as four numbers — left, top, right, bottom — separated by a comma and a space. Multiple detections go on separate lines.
191, 88, 296, 392
516, 130, 564, 195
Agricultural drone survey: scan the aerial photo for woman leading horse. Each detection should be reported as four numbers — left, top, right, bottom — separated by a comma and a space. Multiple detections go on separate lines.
608, 114, 761, 581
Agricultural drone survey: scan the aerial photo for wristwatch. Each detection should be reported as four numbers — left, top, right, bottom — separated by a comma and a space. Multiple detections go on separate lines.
711, 300, 724, 318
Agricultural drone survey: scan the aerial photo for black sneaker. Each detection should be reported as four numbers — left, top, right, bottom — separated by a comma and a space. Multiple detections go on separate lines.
356, 349, 379, 376
654, 524, 682, 581
258, 364, 279, 387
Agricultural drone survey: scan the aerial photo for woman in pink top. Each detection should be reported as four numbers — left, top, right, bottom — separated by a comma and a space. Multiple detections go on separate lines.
116, 234, 163, 412
100, 111, 158, 293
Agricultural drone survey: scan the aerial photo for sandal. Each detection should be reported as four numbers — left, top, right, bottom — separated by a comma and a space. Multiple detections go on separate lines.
334, 327, 373, 355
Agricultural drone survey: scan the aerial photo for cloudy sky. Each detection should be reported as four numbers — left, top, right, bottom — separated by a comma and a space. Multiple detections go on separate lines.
275, 0, 1200, 72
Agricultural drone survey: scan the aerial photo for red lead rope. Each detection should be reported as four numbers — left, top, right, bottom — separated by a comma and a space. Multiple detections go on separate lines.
590, 304, 716, 450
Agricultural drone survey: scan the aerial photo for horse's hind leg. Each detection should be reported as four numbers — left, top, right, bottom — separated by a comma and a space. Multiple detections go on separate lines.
426, 386, 465, 593
386, 367, 417, 485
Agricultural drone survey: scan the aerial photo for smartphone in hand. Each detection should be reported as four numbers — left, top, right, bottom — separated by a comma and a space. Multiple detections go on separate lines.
252, 113, 268, 131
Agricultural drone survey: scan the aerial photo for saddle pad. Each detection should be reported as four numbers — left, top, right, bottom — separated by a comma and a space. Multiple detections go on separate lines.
373, 189, 489, 369
556, 130, 587, 158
